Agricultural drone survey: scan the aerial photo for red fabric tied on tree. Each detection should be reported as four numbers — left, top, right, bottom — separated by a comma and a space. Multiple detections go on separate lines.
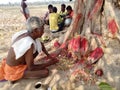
68, 36, 81, 52
108, 19, 118, 36
54, 41, 60, 48
80, 37, 88, 56
88, 47, 103, 64
68, 36, 88, 56
88, 0, 103, 20
74, 13, 82, 27
60, 42, 68, 50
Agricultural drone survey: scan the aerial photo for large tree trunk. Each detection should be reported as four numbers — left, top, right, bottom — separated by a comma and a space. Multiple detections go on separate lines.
62, 0, 120, 89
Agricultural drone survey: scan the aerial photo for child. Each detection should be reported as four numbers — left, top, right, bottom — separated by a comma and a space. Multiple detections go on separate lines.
59, 4, 67, 23
49, 7, 60, 33
65, 5, 74, 26
21, 0, 30, 20
43, 4, 53, 25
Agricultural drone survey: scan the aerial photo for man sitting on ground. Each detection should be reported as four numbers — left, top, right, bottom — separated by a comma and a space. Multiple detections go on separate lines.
0, 16, 58, 83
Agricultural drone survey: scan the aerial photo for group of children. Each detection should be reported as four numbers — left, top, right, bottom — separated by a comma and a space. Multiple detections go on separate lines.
21, 0, 73, 33
43, 4, 73, 33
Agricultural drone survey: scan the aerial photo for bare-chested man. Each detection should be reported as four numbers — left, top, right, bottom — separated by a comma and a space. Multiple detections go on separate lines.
0, 16, 58, 83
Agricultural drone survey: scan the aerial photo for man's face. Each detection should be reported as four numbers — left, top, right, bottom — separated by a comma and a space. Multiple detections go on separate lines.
67, 10, 71, 14
61, 6, 65, 11
49, 8, 53, 13
37, 26, 44, 37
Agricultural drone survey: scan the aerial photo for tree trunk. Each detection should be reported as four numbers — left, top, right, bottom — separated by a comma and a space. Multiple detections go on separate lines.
63, 0, 120, 89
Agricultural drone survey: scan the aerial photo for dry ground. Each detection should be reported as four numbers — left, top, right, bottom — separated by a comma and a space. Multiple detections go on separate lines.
0, 3, 74, 59
0, 2, 120, 90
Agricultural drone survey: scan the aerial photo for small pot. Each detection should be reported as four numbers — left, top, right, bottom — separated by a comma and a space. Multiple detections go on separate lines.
35, 82, 47, 90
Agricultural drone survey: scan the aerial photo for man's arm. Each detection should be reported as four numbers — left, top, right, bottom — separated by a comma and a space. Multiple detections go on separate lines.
33, 51, 39, 58
41, 42, 50, 57
25, 44, 35, 70
44, 12, 48, 20
25, 44, 58, 70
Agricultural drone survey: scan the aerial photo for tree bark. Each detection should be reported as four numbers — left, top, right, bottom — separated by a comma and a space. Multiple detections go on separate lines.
63, 0, 120, 47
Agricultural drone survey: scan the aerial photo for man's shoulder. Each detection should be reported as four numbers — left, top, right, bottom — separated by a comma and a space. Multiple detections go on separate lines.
12, 30, 27, 37
12, 30, 28, 42
50, 13, 59, 16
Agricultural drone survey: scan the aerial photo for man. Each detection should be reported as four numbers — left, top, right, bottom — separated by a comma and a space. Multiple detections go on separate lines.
21, 0, 30, 20
0, 16, 58, 83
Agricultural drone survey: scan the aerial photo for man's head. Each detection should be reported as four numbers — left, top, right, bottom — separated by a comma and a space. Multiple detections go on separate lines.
66, 5, 72, 14
26, 16, 44, 38
53, 7, 57, 13
61, 4, 66, 12
48, 4, 53, 13
23, 0, 26, 1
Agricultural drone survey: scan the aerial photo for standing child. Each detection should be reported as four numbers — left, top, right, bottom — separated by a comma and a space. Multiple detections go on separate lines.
21, 0, 30, 20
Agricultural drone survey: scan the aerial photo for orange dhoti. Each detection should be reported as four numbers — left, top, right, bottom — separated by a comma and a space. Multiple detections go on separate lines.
0, 59, 27, 81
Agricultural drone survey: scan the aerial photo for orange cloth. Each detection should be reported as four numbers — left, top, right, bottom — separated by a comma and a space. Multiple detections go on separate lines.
0, 59, 27, 81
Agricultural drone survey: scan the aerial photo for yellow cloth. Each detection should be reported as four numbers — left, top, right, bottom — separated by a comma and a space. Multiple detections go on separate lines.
49, 13, 59, 31
58, 15, 63, 24
59, 11, 67, 17
58, 11, 67, 23
0, 58, 27, 81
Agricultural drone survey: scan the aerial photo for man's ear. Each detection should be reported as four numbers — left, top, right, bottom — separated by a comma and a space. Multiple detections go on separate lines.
34, 28, 38, 32
31, 28, 38, 34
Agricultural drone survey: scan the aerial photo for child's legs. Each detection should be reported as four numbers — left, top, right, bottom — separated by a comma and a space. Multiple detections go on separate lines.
23, 68, 49, 79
